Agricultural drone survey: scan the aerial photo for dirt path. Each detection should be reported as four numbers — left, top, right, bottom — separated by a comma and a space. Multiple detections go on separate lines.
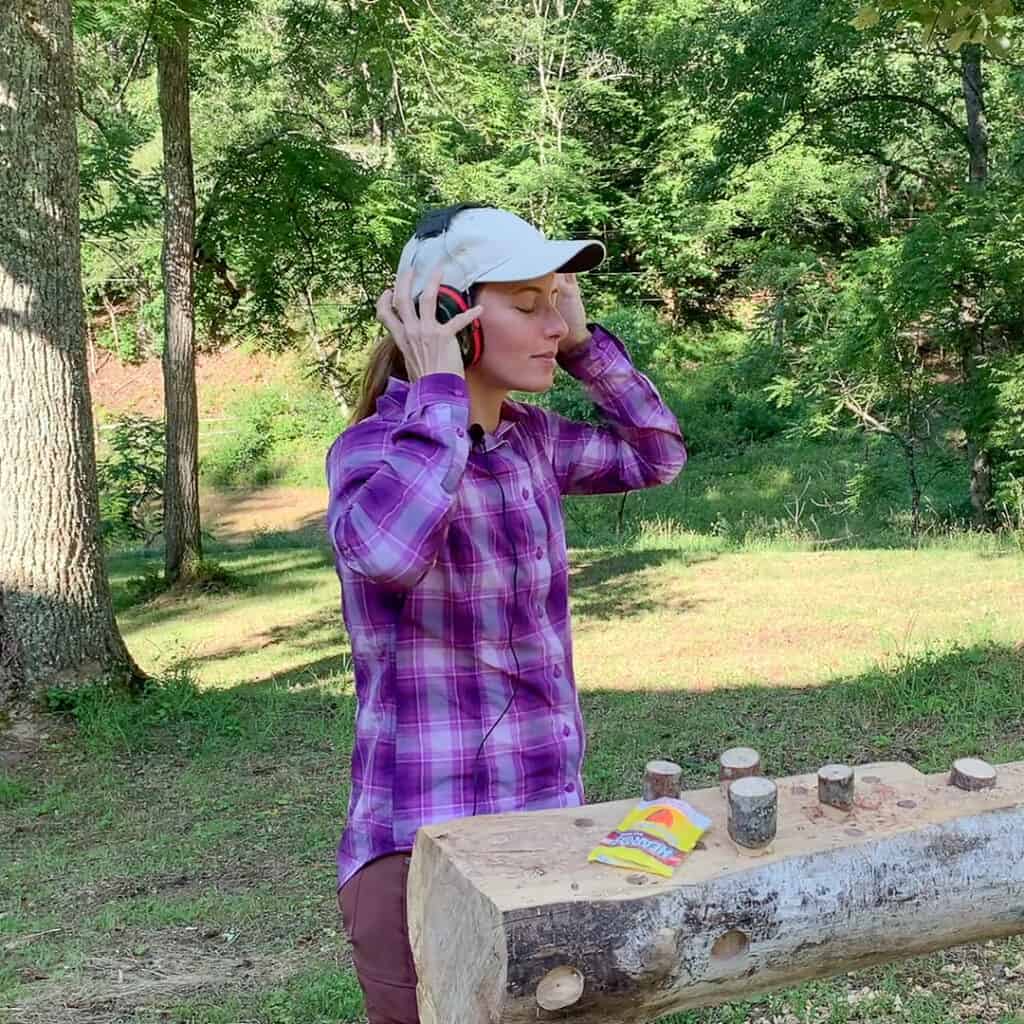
202, 486, 327, 543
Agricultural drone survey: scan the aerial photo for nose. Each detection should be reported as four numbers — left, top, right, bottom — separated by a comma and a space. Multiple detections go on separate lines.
544, 305, 568, 341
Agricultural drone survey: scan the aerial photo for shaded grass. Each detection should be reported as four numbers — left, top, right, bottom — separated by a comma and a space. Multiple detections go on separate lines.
3, 637, 1023, 1020
3, 529, 1023, 1021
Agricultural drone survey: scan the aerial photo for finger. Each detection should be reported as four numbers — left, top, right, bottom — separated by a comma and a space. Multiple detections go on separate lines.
394, 269, 416, 328
418, 263, 445, 325
375, 298, 408, 342
446, 304, 484, 335
375, 289, 397, 322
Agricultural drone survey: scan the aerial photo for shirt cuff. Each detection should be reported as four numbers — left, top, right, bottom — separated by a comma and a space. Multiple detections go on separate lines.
404, 373, 470, 419
555, 323, 625, 378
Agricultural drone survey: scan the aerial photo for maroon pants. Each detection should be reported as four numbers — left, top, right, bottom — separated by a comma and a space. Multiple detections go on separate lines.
338, 853, 419, 1024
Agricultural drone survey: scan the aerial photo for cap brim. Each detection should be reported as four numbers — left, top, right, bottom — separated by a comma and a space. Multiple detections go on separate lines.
474, 239, 605, 284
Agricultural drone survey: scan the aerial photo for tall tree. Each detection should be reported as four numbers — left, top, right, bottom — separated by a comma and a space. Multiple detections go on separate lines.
852, 0, 1011, 525
0, 0, 142, 705
156, 1, 203, 583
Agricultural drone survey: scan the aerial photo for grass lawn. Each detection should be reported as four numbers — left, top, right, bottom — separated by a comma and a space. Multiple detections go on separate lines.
2, 501, 1023, 1023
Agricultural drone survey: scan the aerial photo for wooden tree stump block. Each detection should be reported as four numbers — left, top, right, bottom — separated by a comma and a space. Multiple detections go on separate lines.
950, 757, 997, 791
817, 764, 855, 811
408, 760, 1024, 1024
727, 775, 777, 849
643, 759, 682, 800
719, 747, 762, 791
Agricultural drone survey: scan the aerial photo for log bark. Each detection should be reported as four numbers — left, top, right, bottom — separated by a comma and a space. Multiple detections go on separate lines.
643, 760, 682, 801
727, 775, 777, 849
950, 757, 996, 791
817, 763, 855, 811
0, 0, 142, 702
409, 760, 1024, 1024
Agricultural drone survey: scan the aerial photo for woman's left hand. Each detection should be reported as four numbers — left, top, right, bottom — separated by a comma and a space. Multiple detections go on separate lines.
555, 273, 592, 355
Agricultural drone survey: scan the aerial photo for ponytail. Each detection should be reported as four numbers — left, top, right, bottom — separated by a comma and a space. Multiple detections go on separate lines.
350, 332, 408, 426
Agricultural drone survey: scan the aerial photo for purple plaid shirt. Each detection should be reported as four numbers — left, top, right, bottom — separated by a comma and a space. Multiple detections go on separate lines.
326, 324, 686, 888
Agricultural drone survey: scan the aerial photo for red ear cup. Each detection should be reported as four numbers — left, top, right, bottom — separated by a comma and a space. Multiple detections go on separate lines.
435, 285, 484, 368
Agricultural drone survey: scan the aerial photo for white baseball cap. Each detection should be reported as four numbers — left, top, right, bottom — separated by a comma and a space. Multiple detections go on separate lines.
397, 205, 606, 300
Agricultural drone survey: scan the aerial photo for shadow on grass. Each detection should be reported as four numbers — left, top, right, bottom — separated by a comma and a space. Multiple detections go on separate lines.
108, 547, 336, 625
17, 640, 1022, 798
568, 548, 716, 620
3, 642, 1022, 1022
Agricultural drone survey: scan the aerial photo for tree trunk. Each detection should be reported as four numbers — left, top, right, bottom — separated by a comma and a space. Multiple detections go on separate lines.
0, 0, 143, 705
903, 440, 921, 538
960, 44, 994, 528
157, 9, 203, 584
962, 45, 988, 188
409, 760, 1024, 1023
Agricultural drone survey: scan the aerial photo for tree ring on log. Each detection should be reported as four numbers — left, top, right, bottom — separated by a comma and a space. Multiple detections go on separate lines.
719, 747, 762, 791
536, 965, 584, 1011
711, 929, 750, 961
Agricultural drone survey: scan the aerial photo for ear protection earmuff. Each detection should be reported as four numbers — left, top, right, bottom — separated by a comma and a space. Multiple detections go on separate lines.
415, 284, 485, 369
410, 202, 492, 369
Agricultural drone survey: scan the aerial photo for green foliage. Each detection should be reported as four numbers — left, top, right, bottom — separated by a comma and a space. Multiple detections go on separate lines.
72, 0, 1024, 527
201, 384, 347, 488
96, 414, 165, 546
852, 0, 1016, 54
119, 558, 243, 608
673, 337, 796, 456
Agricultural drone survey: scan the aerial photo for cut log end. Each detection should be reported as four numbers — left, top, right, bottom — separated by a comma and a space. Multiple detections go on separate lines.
817, 763, 855, 811
950, 757, 997, 791
728, 775, 777, 849
643, 759, 683, 801
719, 747, 762, 790
536, 965, 584, 1011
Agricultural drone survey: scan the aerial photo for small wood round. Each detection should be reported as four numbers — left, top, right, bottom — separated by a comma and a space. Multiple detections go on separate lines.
949, 757, 997, 791
727, 775, 777, 849
643, 759, 683, 801
719, 747, 762, 788
536, 965, 585, 1011
817, 763, 855, 811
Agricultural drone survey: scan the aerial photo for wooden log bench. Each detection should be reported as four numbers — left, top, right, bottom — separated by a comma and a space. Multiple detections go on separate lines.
408, 759, 1024, 1023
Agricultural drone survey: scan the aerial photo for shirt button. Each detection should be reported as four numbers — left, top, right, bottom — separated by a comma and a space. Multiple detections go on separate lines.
553, 664, 562, 678
562, 724, 571, 737
535, 547, 543, 560
522, 487, 529, 500
456, 426, 465, 437
564, 782, 575, 793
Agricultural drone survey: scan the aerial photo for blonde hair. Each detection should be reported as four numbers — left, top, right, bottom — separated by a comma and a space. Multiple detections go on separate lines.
351, 332, 408, 425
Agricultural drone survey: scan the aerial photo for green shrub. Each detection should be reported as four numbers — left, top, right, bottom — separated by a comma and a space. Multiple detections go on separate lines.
97, 413, 164, 546
44, 668, 243, 755
201, 385, 346, 488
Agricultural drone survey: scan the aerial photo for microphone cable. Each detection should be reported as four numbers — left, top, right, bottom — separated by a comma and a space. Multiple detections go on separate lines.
467, 422, 523, 817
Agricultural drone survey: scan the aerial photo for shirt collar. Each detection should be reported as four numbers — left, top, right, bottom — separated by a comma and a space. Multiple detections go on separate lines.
378, 376, 528, 443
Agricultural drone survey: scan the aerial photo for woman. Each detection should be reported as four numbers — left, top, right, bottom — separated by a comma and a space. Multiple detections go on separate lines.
326, 203, 686, 1023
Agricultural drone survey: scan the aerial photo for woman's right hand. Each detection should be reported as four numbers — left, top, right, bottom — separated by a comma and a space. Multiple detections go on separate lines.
374, 264, 482, 381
